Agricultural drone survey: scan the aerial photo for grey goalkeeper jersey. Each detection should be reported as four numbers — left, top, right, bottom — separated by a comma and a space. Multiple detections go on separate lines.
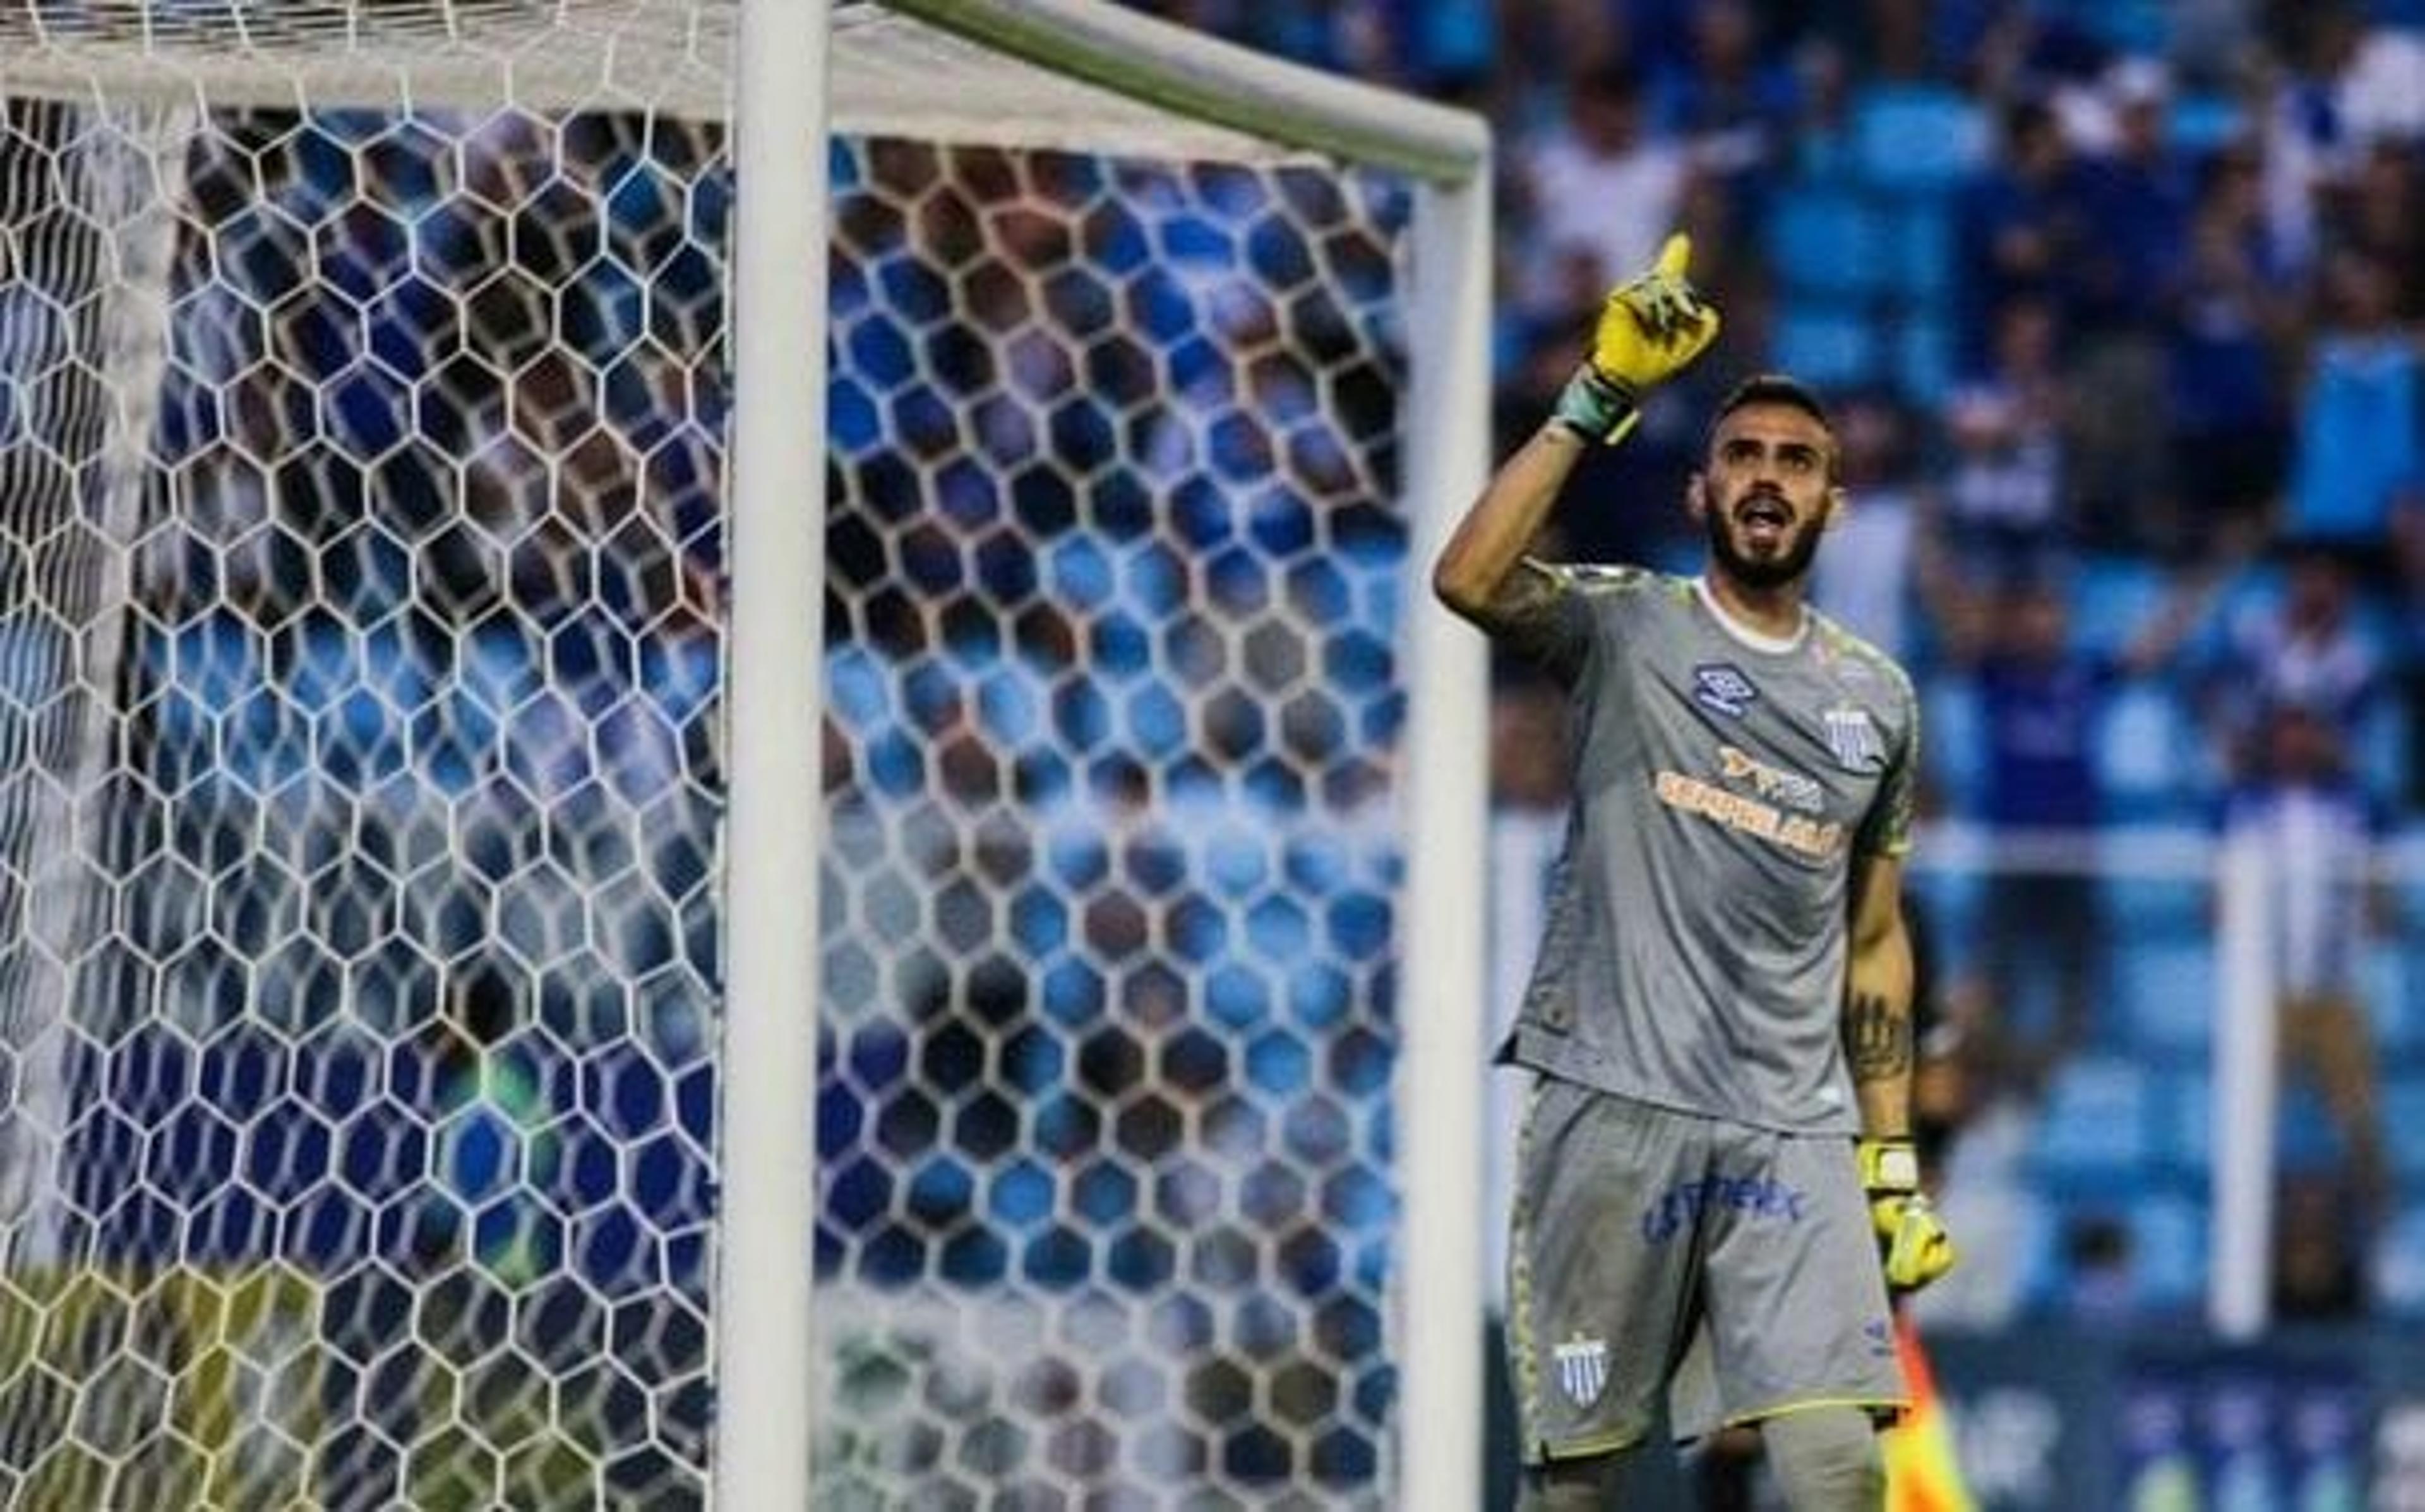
1495, 566, 1918, 1134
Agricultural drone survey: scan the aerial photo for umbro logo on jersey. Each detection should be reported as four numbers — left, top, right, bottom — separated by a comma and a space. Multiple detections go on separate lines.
1692, 664, 1758, 718
1553, 1334, 1611, 1407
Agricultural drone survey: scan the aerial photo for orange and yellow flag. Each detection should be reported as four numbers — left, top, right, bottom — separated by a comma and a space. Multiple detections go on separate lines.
1883, 1313, 1974, 1512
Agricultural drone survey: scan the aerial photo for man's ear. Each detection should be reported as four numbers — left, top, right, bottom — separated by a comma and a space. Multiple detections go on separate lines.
1686, 472, 1708, 518
1824, 485, 1848, 523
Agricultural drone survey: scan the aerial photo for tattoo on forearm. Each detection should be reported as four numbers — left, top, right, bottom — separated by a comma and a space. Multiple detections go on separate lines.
1845, 993, 1910, 1081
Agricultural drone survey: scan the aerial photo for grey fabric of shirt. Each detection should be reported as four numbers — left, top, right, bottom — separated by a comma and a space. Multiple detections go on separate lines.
1495, 564, 1919, 1134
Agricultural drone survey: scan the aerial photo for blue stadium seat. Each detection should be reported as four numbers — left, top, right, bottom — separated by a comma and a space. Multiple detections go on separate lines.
1887, 196, 1956, 302
2052, 0, 2172, 55
1764, 184, 1890, 299
1919, 672, 1983, 814
2376, 1205, 2425, 1317
2368, 943, 2420, 1059
2022, 1193, 2133, 1316
2357, 700, 2410, 805
2111, 937, 2217, 1054
2169, 92, 2246, 158
1768, 304, 1881, 390
2068, 554, 2165, 658
1908, 866, 1984, 984
1847, 86, 1987, 194
2027, 1054, 2153, 1186
2128, 1189, 2210, 1311
2385, 1071, 2425, 1184
2149, 1066, 2209, 1175
2202, 565, 2283, 662
1892, 314, 1954, 407
2099, 684, 2199, 819
2103, 852, 2208, 941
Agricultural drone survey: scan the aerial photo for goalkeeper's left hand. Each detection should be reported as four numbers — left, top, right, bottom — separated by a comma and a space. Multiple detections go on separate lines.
1856, 1136, 1956, 1293
1550, 232, 1721, 443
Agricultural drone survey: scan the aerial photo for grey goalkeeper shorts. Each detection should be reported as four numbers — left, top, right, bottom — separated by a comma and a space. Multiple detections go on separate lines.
1504, 1076, 1907, 1461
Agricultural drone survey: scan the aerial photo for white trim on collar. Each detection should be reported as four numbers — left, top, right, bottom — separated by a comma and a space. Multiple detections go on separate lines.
1692, 576, 1809, 655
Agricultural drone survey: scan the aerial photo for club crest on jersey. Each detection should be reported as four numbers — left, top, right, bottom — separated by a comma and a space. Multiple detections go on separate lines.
1823, 706, 1885, 771
1553, 1334, 1611, 1407
1692, 664, 1758, 718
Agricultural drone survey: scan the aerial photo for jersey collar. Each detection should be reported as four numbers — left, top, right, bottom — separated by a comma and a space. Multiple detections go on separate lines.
1692, 576, 1810, 655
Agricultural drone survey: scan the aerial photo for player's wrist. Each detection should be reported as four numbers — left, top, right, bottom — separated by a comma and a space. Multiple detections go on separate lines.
1855, 1135, 1920, 1194
1550, 364, 1638, 444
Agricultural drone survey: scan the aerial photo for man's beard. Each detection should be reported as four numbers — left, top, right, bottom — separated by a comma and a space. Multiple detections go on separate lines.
1704, 491, 1824, 590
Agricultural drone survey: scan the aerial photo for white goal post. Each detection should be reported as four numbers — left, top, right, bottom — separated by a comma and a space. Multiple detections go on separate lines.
0, 1, 1492, 1508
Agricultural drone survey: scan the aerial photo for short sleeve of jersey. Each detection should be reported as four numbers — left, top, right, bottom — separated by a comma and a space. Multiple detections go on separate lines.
1493, 559, 1651, 688
1855, 662, 1921, 859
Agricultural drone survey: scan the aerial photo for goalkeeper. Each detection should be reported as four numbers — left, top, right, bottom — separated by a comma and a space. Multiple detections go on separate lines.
1434, 235, 1954, 1511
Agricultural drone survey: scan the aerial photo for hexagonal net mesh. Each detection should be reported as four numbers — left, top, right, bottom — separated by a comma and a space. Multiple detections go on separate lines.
816, 140, 1412, 1506
0, 86, 728, 1508
0, 8, 1447, 1508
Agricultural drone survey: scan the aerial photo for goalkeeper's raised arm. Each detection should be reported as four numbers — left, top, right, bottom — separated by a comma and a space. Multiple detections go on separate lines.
1429, 232, 1718, 643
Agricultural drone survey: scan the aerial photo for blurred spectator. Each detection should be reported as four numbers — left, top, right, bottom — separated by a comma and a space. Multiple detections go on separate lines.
1491, 0, 1634, 114
2206, 546, 2386, 780
2320, 140, 2425, 323
1654, 0, 1800, 214
1953, 95, 2103, 369
1937, 300, 2069, 590
2066, 58, 2193, 552
2256, 0, 2425, 272
1807, 390, 1931, 662
1780, 34, 1859, 179
1936, 574, 2213, 1093
2280, 249, 2423, 551
2171, 0, 2263, 86
2272, 1172, 2370, 1321
2166, 143, 2296, 557
2225, 703, 2392, 1223
1509, 64, 1694, 330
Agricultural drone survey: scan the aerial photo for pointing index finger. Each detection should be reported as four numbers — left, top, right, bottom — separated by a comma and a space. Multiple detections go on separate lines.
1654, 232, 1692, 283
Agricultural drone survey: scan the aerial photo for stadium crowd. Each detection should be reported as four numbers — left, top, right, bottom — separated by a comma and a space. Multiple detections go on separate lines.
1123, 0, 2425, 1321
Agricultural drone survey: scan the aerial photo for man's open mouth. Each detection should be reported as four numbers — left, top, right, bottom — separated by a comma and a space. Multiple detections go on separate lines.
1737, 494, 1791, 545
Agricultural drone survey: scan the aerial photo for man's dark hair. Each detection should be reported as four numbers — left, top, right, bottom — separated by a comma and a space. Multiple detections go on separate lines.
1710, 372, 1832, 435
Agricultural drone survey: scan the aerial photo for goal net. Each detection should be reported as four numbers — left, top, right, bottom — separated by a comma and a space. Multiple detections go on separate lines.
0, 2, 1490, 1506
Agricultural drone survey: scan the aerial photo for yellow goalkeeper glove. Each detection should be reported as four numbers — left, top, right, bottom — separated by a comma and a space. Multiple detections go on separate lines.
1856, 1136, 1957, 1293
1551, 232, 1722, 444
